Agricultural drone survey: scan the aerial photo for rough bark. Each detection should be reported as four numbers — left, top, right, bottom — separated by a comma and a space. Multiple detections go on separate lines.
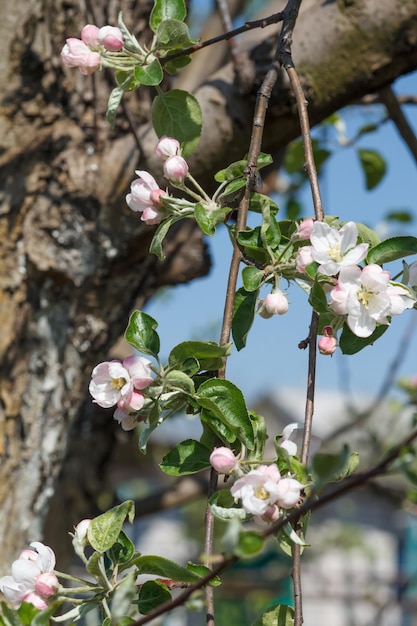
0, 0, 416, 571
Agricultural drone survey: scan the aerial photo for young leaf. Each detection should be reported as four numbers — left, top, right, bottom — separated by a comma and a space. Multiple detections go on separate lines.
149, 216, 184, 261
210, 490, 247, 521
160, 439, 211, 475
355, 221, 381, 248
152, 90, 202, 157
366, 236, 417, 265
236, 531, 264, 558
252, 604, 295, 626
108, 530, 135, 565
88, 501, 135, 553
150, 0, 186, 32
357, 148, 387, 190
339, 322, 388, 355
168, 340, 232, 370
133, 555, 202, 582
106, 85, 125, 128
124, 310, 160, 357
242, 266, 264, 292
156, 20, 197, 50
134, 59, 163, 86
195, 379, 255, 449
194, 202, 230, 236
137, 581, 172, 615
308, 279, 328, 314
232, 287, 259, 351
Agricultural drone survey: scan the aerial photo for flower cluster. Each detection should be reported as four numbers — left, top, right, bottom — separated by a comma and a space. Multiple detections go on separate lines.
0, 543, 58, 609
126, 136, 191, 225
89, 355, 153, 430
61, 24, 124, 75
296, 220, 415, 341
209, 446, 304, 524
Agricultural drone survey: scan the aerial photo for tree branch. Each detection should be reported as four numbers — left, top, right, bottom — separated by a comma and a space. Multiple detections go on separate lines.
379, 85, 417, 166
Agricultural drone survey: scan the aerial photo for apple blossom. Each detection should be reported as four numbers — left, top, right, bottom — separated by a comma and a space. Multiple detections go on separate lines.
210, 447, 238, 474
126, 171, 166, 225
318, 326, 337, 355
98, 26, 124, 51
163, 155, 189, 184
89, 356, 152, 409
329, 264, 415, 338
310, 221, 368, 276
0, 542, 58, 609
72, 519, 92, 555
275, 477, 303, 508
278, 423, 322, 458
156, 136, 181, 160
61, 38, 101, 75
230, 464, 282, 516
113, 406, 144, 431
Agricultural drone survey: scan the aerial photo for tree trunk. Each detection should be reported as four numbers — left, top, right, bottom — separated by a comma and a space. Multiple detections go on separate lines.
0, 0, 416, 571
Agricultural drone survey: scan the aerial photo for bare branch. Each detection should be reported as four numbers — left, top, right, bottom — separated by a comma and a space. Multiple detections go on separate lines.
379, 85, 417, 166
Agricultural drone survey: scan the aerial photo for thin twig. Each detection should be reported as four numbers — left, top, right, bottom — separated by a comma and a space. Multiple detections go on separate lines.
160, 12, 285, 63
379, 85, 417, 166
129, 424, 417, 626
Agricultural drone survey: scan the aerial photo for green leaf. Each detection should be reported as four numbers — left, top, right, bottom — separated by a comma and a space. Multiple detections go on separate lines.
164, 55, 192, 75
355, 221, 381, 248
210, 489, 247, 521
150, 0, 186, 32
194, 202, 230, 236
366, 236, 417, 265
242, 266, 264, 292
249, 192, 279, 215
385, 210, 413, 223
152, 89, 202, 158
232, 287, 259, 351
134, 555, 202, 582
357, 148, 387, 190
115, 70, 139, 91
164, 369, 195, 393
168, 340, 232, 370
149, 216, 176, 260
252, 604, 294, 626
160, 439, 211, 475
195, 379, 254, 449
134, 59, 163, 86
308, 279, 328, 314
124, 310, 160, 357
156, 20, 197, 50
111, 571, 138, 620
236, 531, 264, 558
106, 85, 125, 128
17, 603, 39, 626
339, 322, 388, 355
186, 563, 221, 586
108, 530, 135, 565
214, 153, 272, 182
88, 500, 135, 552
138, 581, 172, 615
0, 603, 25, 626
237, 228, 270, 264
118, 12, 141, 53
313, 446, 359, 483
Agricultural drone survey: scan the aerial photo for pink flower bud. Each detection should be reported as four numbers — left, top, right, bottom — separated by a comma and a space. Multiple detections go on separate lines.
149, 188, 165, 207
98, 26, 124, 52
35, 573, 59, 598
296, 246, 314, 273
318, 335, 337, 355
163, 155, 189, 183
81, 24, 100, 48
209, 447, 237, 474
297, 218, 314, 240
259, 291, 288, 318
73, 519, 91, 545
61, 39, 101, 75
156, 136, 181, 160
318, 326, 337, 355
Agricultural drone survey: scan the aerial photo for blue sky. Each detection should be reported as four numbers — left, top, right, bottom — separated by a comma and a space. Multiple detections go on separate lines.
145, 72, 417, 406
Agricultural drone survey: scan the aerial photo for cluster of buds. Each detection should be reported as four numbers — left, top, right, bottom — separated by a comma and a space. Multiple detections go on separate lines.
89, 355, 153, 430
126, 136, 192, 225
209, 444, 304, 525
0, 543, 59, 609
61, 24, 124, 75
